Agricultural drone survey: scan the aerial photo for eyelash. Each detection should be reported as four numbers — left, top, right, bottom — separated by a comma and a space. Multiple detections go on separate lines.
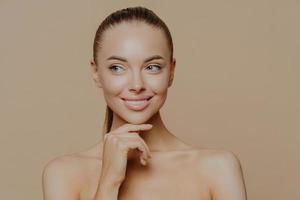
146, 64, 162, 72
108, 64, 162, 73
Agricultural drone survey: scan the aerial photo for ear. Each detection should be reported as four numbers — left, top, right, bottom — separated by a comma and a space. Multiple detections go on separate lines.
168, 57, 176, 87
90, 59, 102, 88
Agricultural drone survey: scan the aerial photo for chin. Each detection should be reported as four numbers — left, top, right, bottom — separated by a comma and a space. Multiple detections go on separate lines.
115, 107, 157, 125
125, 110, 160, 124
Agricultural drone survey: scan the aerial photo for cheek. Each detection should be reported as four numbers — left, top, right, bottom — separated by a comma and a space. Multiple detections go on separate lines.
102, 76, 127, 94
146, 73, 169, 94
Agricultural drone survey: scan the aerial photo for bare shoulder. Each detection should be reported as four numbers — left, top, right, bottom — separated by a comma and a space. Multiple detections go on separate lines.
42, 147, 102, 200
195, 148, 242, 165
42, 154, 82, 199
193, 148, 244, 177
194, 148, 247, 200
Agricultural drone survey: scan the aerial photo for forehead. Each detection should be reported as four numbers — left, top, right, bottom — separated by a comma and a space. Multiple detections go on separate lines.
97, 21, 170, 62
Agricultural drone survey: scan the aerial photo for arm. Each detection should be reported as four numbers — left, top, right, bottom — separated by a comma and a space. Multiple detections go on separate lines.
209, 150, 247, 200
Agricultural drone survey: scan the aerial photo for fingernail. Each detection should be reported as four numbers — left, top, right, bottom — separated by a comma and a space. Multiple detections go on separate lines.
141, 158, 147, 165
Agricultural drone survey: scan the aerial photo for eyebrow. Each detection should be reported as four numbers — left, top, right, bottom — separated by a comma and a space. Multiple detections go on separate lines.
106, 55, 164, 62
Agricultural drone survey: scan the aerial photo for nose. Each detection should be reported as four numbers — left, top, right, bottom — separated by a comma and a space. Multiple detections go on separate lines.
129, 70, 145, 92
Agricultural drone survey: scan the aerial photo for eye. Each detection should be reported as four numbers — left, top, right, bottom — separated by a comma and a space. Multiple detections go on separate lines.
108, 64, 125, 73
146, 64, 161, 73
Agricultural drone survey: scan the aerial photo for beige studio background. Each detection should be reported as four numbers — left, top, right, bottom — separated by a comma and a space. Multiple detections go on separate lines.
1, 0, 299, 199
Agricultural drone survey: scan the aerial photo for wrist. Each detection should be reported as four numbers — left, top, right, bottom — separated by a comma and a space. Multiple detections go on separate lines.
99, 173, 124, 188
95, 180, 121, 200
99, 179, 122, 190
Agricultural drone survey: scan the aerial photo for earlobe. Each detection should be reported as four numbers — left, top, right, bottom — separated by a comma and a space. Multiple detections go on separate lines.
168, 76, 174, 87
90, 59, 102, 88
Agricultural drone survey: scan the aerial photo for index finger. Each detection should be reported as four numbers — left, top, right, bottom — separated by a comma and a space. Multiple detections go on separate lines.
115, 123, 153, 134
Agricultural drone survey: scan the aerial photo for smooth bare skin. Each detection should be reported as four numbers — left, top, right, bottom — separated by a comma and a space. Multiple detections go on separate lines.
42, 21, 247, 200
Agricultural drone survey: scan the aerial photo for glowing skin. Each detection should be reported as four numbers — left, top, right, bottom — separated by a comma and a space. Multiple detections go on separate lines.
91, 21, 175, 126
42, 21, 247, 200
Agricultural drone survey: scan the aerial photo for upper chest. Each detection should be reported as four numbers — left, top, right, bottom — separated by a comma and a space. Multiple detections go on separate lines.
119, 151, 211, 200
80, 150, 212, 200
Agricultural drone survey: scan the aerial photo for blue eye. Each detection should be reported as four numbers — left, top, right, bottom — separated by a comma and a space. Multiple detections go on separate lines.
109, 65, 124, 73
146, 64, 161, 73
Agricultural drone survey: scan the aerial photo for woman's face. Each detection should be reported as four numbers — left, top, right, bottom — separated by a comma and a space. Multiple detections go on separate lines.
91, 21, 176, 125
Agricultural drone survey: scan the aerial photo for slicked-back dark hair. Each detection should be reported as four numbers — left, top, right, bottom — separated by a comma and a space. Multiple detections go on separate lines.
92, 6, 174, 135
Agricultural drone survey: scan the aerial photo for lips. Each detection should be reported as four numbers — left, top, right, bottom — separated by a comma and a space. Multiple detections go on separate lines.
121, 96, 153, 101
121, 96, 153, 111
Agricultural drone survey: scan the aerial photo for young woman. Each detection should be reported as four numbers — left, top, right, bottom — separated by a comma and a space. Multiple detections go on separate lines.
42, 6, 247, 200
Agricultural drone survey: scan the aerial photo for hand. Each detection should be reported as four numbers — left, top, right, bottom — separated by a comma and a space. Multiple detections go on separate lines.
99, 123, 153, 185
